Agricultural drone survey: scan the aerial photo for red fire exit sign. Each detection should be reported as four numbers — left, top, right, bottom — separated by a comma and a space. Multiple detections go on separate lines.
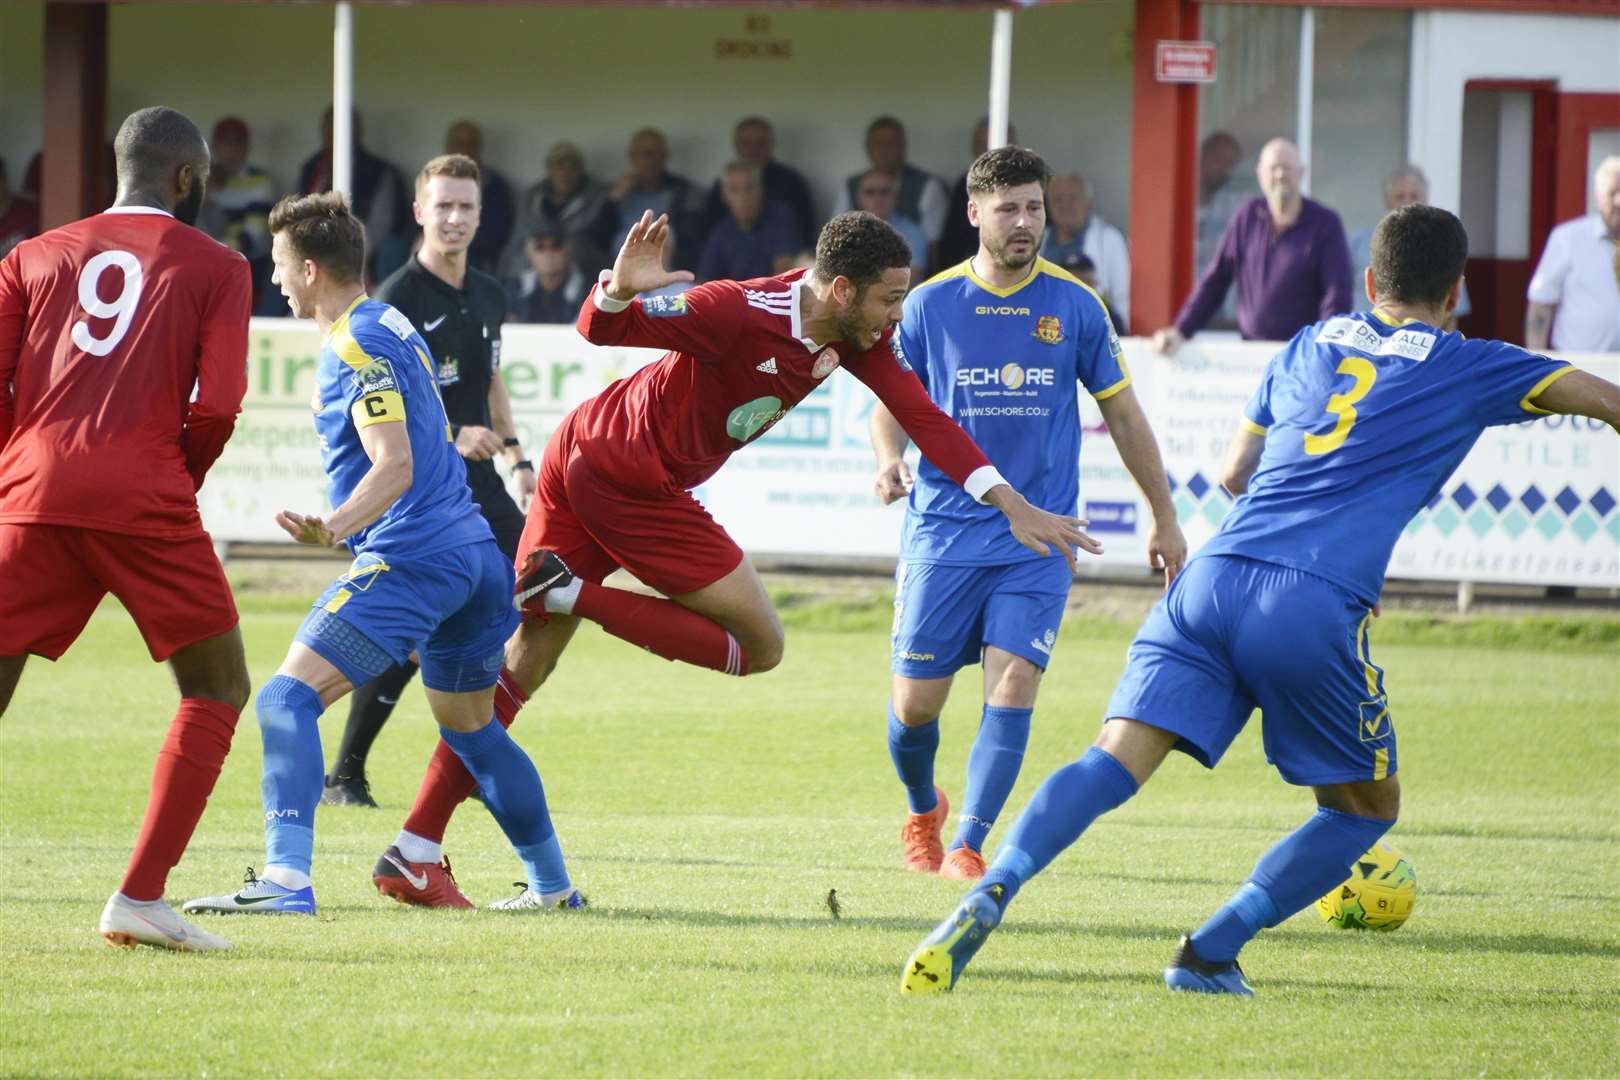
1155, 41, 1216, 84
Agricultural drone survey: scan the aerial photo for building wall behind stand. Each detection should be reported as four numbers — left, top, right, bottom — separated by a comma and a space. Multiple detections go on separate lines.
1409, 9, 1620, 217
0, 1, 1138, 237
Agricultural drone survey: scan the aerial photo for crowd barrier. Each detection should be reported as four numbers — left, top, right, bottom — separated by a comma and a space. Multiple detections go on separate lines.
200, 320, 1619, 590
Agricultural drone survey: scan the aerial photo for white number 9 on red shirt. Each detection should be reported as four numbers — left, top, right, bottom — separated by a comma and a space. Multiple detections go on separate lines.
72, 249, 145, 356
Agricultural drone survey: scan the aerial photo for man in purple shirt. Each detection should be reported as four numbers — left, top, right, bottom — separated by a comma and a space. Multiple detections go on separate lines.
1154, 138, 1351, 353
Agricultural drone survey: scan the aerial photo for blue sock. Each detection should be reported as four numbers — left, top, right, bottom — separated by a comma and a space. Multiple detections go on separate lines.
439, 718, 570, 895
977, 746, 1139, 911
257, 675, 326, 876
887, 705, 939, 814
1191, 806, 1395, 963
952, 705, 1032, 852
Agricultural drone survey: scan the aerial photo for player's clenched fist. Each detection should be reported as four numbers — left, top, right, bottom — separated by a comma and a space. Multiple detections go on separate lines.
872, 459, 913, 505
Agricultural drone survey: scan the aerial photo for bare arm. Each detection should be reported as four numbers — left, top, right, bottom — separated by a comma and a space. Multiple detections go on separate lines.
1524, 302, 1556, 351
868, 400, 912, 504
487, 372, 535, 509
1220, 423, 1267, 496
1097, 386, 1186, 586
277, 420, 413, 546
1529, 368, 1620, 434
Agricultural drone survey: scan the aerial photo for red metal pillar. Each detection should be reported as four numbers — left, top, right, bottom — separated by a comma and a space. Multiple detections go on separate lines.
1127, 0, 1200, 337
42, 1, 109, 230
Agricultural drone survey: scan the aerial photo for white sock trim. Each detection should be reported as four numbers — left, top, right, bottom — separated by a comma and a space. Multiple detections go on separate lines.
545, 577, 583, 615
262, 866, 312, 891
395, 830, 443, 866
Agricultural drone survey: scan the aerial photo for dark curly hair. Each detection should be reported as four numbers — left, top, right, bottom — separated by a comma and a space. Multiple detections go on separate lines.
1371, 204, 1467, 308
268, 191, 367, 284
966, 146, 1051, 197
812, 211, 911, 293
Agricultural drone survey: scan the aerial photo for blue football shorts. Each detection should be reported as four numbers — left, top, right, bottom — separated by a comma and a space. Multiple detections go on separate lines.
294, 539, 519, 694
1105, 554, 1395, 786
891, 556, 1073, 679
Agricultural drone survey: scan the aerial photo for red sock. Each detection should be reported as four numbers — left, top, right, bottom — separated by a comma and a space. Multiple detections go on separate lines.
119, 698, 239, 902
400, 669, 528, 845
572, 581, 748, 675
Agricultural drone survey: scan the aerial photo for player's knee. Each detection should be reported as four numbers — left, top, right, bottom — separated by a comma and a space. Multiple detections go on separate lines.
743, 626, 785, 674
180, 665, 252, 713
890, 695, 938, 727
987, 660, 1042, 708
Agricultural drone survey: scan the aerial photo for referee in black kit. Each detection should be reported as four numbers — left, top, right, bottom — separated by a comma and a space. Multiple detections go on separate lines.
322, 153, 533, 806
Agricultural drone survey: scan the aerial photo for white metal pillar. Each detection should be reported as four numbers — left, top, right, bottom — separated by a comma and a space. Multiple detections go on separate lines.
1296, 5, 1314, 193
333, 1, 354, 200
987, 9, 1014, 149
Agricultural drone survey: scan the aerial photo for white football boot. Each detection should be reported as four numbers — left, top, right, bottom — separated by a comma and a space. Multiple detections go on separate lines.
487, 882, 587, 910
100, 892, 232, 952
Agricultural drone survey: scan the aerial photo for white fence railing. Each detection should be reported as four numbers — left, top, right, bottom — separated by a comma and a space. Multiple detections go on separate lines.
200, 320, 1619, 590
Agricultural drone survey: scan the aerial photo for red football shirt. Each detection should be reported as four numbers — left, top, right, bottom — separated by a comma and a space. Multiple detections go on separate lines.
574, 269, 1003, 497
0, 206, 251, 538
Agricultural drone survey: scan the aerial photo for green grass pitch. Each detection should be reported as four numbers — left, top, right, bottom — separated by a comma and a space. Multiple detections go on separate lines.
1, 585, 1616, 1077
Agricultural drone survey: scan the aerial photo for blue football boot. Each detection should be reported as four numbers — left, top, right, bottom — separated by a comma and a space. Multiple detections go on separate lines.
900, 885, 1006, 994
1163, 934, 1254, 996
182, 867, 317, 916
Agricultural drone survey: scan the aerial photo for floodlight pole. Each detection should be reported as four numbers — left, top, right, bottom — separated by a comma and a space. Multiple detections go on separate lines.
988, 9, 1014, 149
333, 1, 355, 201
1296, 6, 1314, 194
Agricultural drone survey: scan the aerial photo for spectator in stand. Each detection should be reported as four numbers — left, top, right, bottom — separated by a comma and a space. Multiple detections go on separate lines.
1195, 131, 1243, 280
295, 106, 411, 283
197, 117, 276, 304
607, 128, 705, 268
1055, 251, 1126, 336
835, 116, 948, 264
704, 116, 816, 251
1526, 156, 1620, 353
853, 169, 928, 280
0, 157, 39, 259
505, 223, 589, 324
1348, 165, 1469, 329
1154, 138, 1351, 353
936, 117, 1017, 273
445, 119, 515, 275
697, 162, 799, 283
517, 140, 616, 280
1042, 172, 1131, 329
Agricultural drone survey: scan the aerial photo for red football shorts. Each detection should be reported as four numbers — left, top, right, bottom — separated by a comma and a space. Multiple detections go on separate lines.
516, 419, 745, 597
0, 524, 239, 662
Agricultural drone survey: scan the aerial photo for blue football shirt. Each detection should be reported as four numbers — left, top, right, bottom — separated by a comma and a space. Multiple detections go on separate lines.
896, 257, 1130, 565
312, 296, 492, 558
1199, 311, 1575, 603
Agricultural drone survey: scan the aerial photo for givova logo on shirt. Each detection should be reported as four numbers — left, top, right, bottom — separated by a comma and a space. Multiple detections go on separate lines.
956, 364, 1055, 391
726, 395, 786, 441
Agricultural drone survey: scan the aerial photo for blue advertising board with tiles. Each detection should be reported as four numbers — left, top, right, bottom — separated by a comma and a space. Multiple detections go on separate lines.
203, 322, 1617, 589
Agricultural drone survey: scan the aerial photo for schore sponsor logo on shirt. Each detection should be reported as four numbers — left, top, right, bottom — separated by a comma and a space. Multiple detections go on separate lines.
643, 294, 688, 318
1084, 500, 1139, 533
956, 364, 1055, 392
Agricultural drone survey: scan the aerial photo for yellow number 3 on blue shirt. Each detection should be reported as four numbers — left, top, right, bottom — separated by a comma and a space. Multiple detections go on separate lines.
1304, 356, 1378, 456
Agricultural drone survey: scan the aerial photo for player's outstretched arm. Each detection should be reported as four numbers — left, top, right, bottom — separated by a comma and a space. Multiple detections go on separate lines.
1098, 386, 1186, 586
1219, 422, 1266, 496
982, 485, 1100, 574
1528, 369, 1620, 435
281, 421, 414, 547
868, 401, 913, 504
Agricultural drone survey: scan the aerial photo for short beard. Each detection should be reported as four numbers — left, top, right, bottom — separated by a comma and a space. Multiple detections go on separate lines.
174, 182, 205, 227
983, 232, 1037, 272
